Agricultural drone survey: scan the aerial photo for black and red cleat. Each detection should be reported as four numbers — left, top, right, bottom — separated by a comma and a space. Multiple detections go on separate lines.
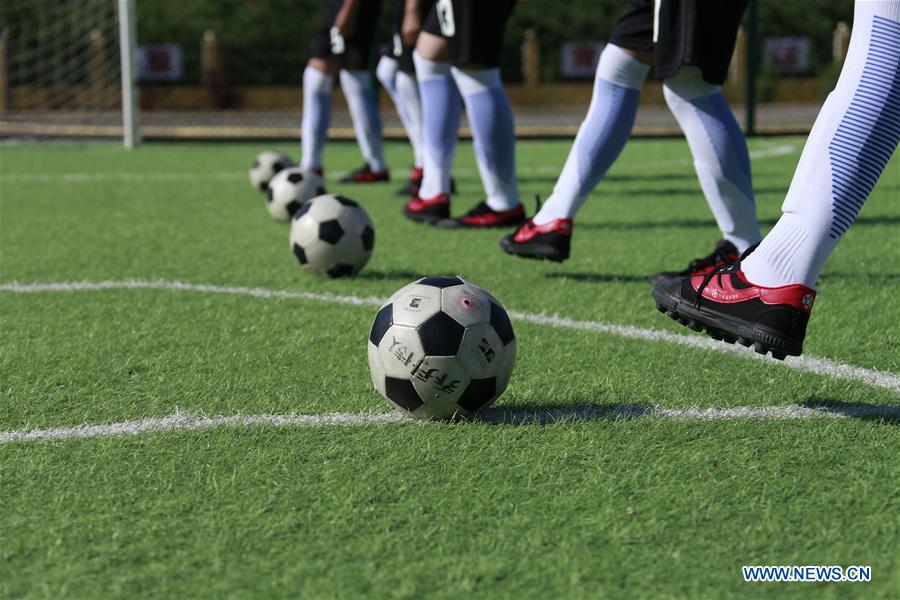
339, 164, 390, 184
500, 218, 573, 262
649, 239, 740, 284
403, 192, 451, 223
436, 201, 526, 229
651, 262, 817, 359
395, 167, 424, 196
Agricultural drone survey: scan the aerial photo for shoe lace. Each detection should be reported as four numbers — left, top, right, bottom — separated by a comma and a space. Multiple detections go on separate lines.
687, 242, 737, 272
693, 244, 759, 307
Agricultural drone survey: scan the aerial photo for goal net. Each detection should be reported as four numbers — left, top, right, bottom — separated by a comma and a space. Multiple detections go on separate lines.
0, 0, 138, 145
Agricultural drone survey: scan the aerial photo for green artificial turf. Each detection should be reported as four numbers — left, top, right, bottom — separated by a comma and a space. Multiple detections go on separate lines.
1, 138, 898, 598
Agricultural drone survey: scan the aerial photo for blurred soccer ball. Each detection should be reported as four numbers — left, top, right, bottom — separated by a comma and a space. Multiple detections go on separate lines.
266, 168, 326, 221
249, 151, 292, 192
289, 194, 374, 277
367, 277, 516, 420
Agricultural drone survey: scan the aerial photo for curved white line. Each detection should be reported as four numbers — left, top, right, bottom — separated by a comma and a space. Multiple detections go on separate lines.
2, 279, 898, 393
3, 403, 898, 444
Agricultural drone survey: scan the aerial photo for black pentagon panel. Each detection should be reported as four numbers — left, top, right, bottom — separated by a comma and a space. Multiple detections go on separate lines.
361, 225, 375, 251
418, 276, 464, 289
292, 243, 307, 265
293, 201, 311, 219
369, 304, 393, 345
318, 219, 345, 245
418, 311, 465, 356
385, 377, 424, 411
326, 264, 355, 278
258, 181, 268, 191
334, 194, 358, 207
490, 302, 515, 345
272, 161, 287, 173
285, 200, 302, 216
287, 171, 304, 184
316, 186, 327, 196
265, 187, 274, 202
457, 377, 496, 412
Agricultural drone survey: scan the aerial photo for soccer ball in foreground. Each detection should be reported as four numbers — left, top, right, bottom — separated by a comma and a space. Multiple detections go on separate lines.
368, 276, 516, 420
266, 167, 326, 221
289, 194, 374, 277
249, 151, 292, 191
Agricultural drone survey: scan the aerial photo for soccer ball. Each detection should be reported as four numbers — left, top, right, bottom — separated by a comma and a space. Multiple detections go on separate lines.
266, 167, 326, 221
249, 151, 292, 192
289, 194, 374, 277
367, 276, 516, 420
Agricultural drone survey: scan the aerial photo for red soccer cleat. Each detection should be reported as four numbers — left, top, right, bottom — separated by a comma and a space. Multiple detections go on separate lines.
436, 201, 526, 229
500, 218, 573, 262
403, 192, 451, 223
652, 262, 817, 359
340, 164, 390, 183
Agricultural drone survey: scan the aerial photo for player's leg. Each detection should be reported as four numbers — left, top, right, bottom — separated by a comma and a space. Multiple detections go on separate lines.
403, 20, 462, 222
501, 0, 652, 260
438, 0, 524, 228
649, 0, 760, 283
652, 0, 900, 358
300, 39, 338, 172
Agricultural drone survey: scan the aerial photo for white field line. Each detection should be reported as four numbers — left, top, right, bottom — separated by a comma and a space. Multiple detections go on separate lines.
2, 279, 899, 394
1, 144, 797, 183
3, 403, 899, 444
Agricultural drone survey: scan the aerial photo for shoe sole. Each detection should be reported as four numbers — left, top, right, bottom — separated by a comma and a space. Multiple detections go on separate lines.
651, 287, 801, 360
500, 240, 568, 262
403, 209, 447, 224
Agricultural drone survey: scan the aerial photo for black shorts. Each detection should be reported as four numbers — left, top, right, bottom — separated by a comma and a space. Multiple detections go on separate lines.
609, 0, 748, 84
421, 0, 516, 68
310, 0, 382, 70
379, 0, 426, 73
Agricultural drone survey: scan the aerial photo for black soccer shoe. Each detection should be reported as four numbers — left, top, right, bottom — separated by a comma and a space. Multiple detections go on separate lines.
500, 218, 573, 262
436, 201, 526, 229
339, 164, 390, 184
651, 263, 817, 360
649, 239, 741, 284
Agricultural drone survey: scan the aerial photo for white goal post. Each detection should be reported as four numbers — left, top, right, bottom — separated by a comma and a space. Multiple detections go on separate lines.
117, 0, 140, 148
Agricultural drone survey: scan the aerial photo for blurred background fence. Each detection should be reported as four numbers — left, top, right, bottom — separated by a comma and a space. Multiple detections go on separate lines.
0, 0, 855, 142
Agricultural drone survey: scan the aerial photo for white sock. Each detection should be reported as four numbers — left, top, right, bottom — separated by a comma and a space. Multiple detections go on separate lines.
376, 56, 424, 168
395, 70, 424, 168
340, 69, 387, 172
663, 67, 761, 252
300, 66, 333, 170
452, 67, 519, 210
742, 0, 900, 288
534, 44, 648, 224
414, 51, 461, 198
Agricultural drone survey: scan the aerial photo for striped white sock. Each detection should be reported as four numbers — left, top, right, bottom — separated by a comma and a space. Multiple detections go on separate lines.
743, 0, 900, 287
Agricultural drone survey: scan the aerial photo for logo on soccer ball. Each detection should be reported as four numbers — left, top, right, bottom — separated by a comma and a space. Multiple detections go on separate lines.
478, 338, 496, 363
408, 297, 422, 308
802, 294, 815, 311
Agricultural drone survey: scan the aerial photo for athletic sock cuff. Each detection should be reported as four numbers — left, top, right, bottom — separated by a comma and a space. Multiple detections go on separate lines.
450, 67, 502, 96
596, 44, 650, 90
412, 50, 451, 81
303, 66, 333, 92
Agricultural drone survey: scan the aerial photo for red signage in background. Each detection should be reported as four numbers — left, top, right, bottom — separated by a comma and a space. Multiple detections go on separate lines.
763, 37, 811, 75
137, 44, 183, 82
560, 42, 606, 79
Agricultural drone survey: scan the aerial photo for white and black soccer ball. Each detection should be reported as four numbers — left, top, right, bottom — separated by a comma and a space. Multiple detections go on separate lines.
249, 151, 292, 192
266, 167, 326, 221
289, 194, 375, 277
367, 276, 516, 420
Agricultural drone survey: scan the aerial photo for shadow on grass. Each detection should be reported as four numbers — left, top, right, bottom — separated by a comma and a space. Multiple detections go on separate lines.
356, 270, 424, 282
800, 399, 900, 423
544, 272, 650, 284
477, 404, 651, 424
